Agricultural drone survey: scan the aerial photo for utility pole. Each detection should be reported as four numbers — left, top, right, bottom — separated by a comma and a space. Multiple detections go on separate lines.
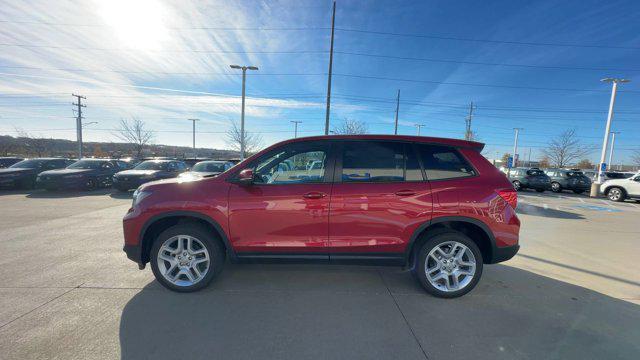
188, 118, 199, 156
415, 124, 425, 136
324, 1, 336, 135
527, 148, 532, 167
592, 78, 630, 197
230, 65, 259, 160
608, 131, 619, 171
512, 128, 523, 167
290, 121, 302, 138
465, 101, 475, 140
394, 89, 400, 135
72, 94, 86, 159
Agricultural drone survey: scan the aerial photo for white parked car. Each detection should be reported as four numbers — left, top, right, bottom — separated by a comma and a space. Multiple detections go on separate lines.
600, 172, 640, 202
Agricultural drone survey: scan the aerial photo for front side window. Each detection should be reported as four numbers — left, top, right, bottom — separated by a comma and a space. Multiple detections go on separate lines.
341, 141, 420, 182
134, 161, 168, 171
416, 145, 475, 181
67, 160, 106, 169
253, 143, 328, 184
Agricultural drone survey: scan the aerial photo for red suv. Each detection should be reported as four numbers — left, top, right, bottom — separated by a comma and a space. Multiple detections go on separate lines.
123, 135, 519, 298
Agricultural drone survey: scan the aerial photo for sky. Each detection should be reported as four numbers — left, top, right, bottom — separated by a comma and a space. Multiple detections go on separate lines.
0, 0, 638, 163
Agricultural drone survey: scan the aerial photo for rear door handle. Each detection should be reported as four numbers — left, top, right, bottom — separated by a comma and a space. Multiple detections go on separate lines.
395, 189, 417, 196
303, 192, 327, 199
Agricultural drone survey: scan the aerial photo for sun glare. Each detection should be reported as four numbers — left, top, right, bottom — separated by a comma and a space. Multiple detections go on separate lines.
99, 0, 169, 50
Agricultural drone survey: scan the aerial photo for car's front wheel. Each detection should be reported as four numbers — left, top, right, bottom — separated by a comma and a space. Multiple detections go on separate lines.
512, 180, 522, 191
607, 187, 626, 202
415, 231, 483, 298
551, 182, 562, 193
150, 223, 225, 292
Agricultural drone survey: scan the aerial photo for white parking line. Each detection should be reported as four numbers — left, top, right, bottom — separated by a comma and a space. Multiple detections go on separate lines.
578, 198, 585, 203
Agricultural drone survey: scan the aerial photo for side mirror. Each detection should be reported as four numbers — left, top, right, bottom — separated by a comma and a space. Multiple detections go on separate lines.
238, 169, 254, 185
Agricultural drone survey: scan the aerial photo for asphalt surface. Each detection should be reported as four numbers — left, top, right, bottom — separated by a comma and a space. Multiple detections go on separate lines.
0, 188, 638, 359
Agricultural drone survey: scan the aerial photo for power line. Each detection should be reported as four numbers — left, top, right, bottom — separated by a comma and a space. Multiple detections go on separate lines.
334, 27, 640, 50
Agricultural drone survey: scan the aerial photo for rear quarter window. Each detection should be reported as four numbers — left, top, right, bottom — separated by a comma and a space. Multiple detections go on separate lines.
416, 144, 475, 181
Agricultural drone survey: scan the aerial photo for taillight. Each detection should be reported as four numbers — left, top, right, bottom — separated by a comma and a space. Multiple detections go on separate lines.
497, 188, 518, 209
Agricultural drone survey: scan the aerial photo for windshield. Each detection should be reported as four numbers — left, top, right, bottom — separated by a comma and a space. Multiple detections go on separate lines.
192, 162, 225, 173
527, 169, 544, 176
67, 160, 106, 169
134, 161, 168, 170
9, 159, 46, 168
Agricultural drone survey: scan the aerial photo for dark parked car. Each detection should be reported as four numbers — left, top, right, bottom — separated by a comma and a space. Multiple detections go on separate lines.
178, 160, 234, 179
123, 135, 520, 298
0, 157, 24, 168
113, 160, 188, 191
183, 158, 212, 168
0, 158, 72, 189
37, 159, 131, 190
507, 168, 550, 192
544, 169, 592, 193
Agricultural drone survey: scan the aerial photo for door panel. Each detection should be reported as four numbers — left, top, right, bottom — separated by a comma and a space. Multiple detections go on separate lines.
228, 141, 332, 254
328, 141, 433, 254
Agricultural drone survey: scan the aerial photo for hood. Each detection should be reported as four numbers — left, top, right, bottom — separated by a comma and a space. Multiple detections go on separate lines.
115, 169, 161, 177
0, 167, 34, 176
139, 174, 220, 192
179, 171, 220, 178
39, 168, 93, 177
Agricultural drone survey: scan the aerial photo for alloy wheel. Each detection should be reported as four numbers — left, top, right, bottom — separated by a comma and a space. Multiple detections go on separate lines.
608, 188, 622, 201
156, 235, 210, 287
512, 181, 521, 191
424, 241, 476, 292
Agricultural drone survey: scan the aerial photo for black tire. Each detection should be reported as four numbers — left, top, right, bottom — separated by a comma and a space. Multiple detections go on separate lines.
606, 187, 626, 202
414, 231, 483, 298
512, 180, 522, 191
535, 188, 545, 193
572, 189, 584, 194
150, 223, 225, 292
85, 178, 97, 191
551, 182, 562, 193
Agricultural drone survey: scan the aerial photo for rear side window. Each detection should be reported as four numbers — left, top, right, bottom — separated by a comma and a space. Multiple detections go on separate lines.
415, 145, 475, 180
341, 141, 422, 182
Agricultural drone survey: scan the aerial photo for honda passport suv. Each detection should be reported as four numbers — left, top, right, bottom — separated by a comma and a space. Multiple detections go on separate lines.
123, 135, 520, 298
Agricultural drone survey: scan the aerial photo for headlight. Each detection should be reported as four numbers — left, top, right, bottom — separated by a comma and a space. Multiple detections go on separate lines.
132, 189, 152, 207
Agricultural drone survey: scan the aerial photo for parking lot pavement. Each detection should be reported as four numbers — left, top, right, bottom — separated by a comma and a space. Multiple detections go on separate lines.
0, 190, 639, 359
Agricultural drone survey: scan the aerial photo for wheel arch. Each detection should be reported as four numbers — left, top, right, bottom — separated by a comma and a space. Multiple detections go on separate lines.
139, 211, 235, 264
405, 216, 497, 269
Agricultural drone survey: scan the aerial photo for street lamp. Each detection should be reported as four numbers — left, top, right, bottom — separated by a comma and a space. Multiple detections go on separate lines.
230, 64, 259, 160
591, 78, 630, 197
188, 118, 200, 156
608, 131, 620, 171
290, 121, 302, 138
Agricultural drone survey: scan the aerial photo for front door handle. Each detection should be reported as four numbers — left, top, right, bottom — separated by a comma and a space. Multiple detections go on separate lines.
303, 192, 327, 199
395, 189, 416, 196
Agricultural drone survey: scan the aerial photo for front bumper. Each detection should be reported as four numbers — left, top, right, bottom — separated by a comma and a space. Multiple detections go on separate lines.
113, 177, 150, 190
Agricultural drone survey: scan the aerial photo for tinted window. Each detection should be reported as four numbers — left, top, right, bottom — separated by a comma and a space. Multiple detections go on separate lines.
342, 141, 406, 182
67, 160, 106, 169
9, 159, 47, 169
527, 169, 544, 176
416, 145, 475, 180
253, 142, 328, 184
193, 162, 226, 173
134, 161, 169, 170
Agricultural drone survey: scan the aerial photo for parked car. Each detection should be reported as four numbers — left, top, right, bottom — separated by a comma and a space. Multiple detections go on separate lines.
544, 169, 592, 193
113, 159, 188, 191
123, 135, 520, 298
0, 157, 24, 168
178, 160, 234, 179
600, 172, 640, 202
507, 167, 550, 192
37, 159, 130, 190
0, 158, 72, 189
583, 170, 633, 182
182, 158, 212, 168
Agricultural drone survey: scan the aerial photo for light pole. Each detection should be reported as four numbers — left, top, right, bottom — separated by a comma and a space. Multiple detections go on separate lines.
512, 128, 523, 167
290, 121, 302, 138
591, 78, 630, 197
188, 118, 199, 156
415, 124, 425, 136
608, 131, 620, 171
230, 65, 259, 160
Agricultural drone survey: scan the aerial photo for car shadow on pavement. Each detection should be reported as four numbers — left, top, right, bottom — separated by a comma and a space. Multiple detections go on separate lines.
109, 191, 132, 199
118, 264, 640, 360
0, 189, 37, 196
25, 188, 113, 198
516, 203, 585, 219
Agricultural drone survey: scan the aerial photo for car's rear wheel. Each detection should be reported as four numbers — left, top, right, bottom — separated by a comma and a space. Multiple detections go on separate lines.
512, 180, 522, 191
150, 223, 225, 292
415, 231, 483, 298
607, 187, 625, 202
85, 178, 97, 191
551, 182, 562, 193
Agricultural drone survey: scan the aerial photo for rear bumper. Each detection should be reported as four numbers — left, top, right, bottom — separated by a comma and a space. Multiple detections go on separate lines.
490, 244, 519, 264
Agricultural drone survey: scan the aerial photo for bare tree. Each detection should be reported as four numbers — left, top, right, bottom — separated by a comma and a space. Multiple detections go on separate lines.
542, 129, 592, 168
114, 118, 154, 158
225, 121, 263, 158
631, 150, 640, 167
332, 118, 368, 135
14, 127, 49, 157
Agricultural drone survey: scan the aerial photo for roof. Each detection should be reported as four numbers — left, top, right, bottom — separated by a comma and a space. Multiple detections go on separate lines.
278, 134, 484, 151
